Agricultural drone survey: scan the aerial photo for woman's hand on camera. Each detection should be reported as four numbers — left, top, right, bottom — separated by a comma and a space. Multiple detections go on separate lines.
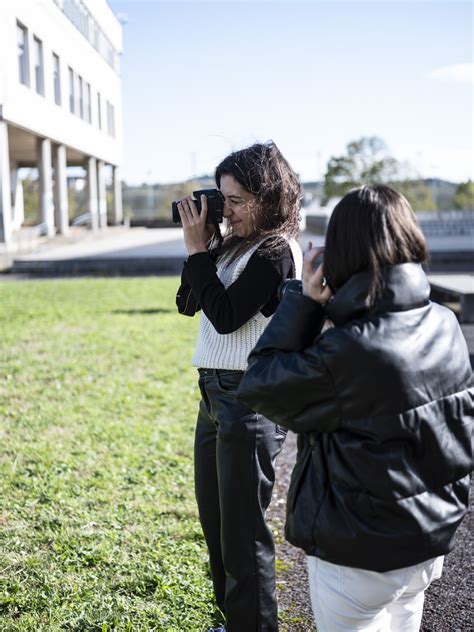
302, 244, 333, 305
178, 195, 215, 255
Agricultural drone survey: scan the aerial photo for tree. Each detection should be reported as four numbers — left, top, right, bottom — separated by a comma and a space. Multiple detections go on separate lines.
322, 136, 398, 204
392, 179, 436, 212
322, 136, 439, 211
453, 180, 474, 210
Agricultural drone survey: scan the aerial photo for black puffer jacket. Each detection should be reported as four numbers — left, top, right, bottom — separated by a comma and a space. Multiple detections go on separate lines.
237, 264, 473, 572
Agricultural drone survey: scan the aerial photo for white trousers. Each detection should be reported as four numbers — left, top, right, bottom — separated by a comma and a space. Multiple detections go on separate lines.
307, 555, 444, 632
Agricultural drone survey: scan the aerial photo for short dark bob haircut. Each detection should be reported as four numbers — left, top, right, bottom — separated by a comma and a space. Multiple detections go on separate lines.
215, 141, 301, 261
324, 185, 428, 306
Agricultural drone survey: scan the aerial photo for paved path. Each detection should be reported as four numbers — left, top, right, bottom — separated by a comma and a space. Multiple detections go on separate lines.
6, 227, 188, 260
428, 275, 474, 294
2, 226, 325, 275
2, 224, 471, 274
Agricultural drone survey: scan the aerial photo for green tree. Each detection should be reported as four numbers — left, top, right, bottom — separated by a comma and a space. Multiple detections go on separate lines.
453, 180, 474, 210
322, 136, 398, 204
392, 179, 436, 212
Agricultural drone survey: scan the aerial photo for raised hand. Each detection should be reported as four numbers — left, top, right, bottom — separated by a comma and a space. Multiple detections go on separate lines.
302, 243, 333, 305
177, 195, 214, 255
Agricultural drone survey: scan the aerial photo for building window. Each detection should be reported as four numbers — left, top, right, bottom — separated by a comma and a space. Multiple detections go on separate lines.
17, 22, 29, 86
74, 73, 81, 116
68, 67, 75, 113
58, 0, 119, 72
97, 92, 102, 130
107, 101, 115, 137
53, 53, 61, 105
33, 36, 44, 96
85, 82, 91, 123
78, 75, 84, 119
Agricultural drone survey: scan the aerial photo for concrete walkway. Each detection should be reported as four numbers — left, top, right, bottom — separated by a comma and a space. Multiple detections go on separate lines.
2, 222, 472, 276
3, 226, 325, 275
2, 226, 188, 274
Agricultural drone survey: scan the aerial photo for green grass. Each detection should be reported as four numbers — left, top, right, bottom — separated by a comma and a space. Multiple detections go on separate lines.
0, 278, 222, 631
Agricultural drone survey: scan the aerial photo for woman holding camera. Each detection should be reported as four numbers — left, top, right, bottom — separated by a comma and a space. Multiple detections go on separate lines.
176, 142, 303, 632
237, 185, 472, 631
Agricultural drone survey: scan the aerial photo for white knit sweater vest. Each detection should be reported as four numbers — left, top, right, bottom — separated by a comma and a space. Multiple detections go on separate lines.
192, 238, 302, 370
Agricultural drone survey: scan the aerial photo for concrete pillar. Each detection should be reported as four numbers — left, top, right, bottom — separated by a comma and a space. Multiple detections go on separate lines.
53, 144, 69, 235
97, 159, 107, 228
111, 165, 123, 225
10, 161, 18, 210
38, 137, 55, 237
0, 121, 12, 244
86, 156, 99, 230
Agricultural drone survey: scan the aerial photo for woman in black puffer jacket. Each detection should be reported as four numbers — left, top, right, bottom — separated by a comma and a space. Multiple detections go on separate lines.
237, 185, 472, 632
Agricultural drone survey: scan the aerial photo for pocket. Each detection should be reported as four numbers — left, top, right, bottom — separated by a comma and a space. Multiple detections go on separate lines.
287, 443, 312, 513
215, 371, 243, 396
285, 444, 318, 551
342, 565, 408, 610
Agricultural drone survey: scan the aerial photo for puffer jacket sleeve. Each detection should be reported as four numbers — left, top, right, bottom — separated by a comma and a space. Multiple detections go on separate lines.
237, 291, 340, 433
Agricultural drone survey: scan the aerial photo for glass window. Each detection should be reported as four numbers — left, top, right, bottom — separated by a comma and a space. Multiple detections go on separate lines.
53, 53, 61, 105
78, 75, 84, 119
59, 0, 119, 72
74, 72, 81, 115
85, 82, 91, 123
97, 92, 102, 130
107, 101, 115, 137
68, 67, 75, 113
33, 36, 44, 96
17, 22, 29, 86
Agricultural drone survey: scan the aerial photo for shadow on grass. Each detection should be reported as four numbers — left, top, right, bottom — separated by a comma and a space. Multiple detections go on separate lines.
111, 308, 175, 315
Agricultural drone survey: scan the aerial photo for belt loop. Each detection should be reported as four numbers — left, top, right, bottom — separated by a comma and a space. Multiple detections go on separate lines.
198, 368, 217, 377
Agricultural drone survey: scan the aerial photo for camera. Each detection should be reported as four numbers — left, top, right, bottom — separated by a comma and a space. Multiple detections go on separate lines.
172, 189, 224, 224
277, 279, 302, 301
277, 252, 327, 301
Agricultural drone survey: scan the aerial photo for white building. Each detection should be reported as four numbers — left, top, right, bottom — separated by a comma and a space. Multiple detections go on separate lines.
0, 0, 123, 243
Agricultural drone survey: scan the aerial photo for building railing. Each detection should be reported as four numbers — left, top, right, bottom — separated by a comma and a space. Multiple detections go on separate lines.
417, 212, 474, 237
53, 0, 120, 72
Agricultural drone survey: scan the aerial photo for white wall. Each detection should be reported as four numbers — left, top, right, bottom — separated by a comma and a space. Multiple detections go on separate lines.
0, 0, 123, 166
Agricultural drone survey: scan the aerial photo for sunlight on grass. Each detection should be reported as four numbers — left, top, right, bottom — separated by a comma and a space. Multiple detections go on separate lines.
0, 278, 223, 630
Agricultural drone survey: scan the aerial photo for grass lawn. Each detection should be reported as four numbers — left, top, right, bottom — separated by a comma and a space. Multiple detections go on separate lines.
0, 277, 222, 631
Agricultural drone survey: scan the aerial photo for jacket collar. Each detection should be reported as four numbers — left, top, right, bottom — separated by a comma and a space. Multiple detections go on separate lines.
325, 263, 431, 327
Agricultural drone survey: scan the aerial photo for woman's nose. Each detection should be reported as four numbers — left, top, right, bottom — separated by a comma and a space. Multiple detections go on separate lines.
223, 202, 233, 218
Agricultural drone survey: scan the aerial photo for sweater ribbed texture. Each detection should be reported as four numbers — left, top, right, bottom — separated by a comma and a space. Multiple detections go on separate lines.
192, 238, 302, 370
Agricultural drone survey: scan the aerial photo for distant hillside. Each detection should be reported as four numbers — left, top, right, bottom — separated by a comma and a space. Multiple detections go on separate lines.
301, 178, 460, 211
423, 179, 459, 211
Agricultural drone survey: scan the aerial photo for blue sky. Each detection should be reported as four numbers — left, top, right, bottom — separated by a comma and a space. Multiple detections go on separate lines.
108, 0, 473, 184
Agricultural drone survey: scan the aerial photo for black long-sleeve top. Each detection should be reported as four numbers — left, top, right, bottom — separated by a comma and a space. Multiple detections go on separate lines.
176, 243, 294, 335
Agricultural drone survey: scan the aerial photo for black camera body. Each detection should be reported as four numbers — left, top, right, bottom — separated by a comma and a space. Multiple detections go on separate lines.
172, 189, 224, 224
277, 279, 303, 301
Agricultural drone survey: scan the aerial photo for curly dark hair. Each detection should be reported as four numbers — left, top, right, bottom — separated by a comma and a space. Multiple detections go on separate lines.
214, 141, 302, 262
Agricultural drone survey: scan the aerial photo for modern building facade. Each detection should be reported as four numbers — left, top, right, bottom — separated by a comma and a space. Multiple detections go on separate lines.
0, 0, 123, 243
